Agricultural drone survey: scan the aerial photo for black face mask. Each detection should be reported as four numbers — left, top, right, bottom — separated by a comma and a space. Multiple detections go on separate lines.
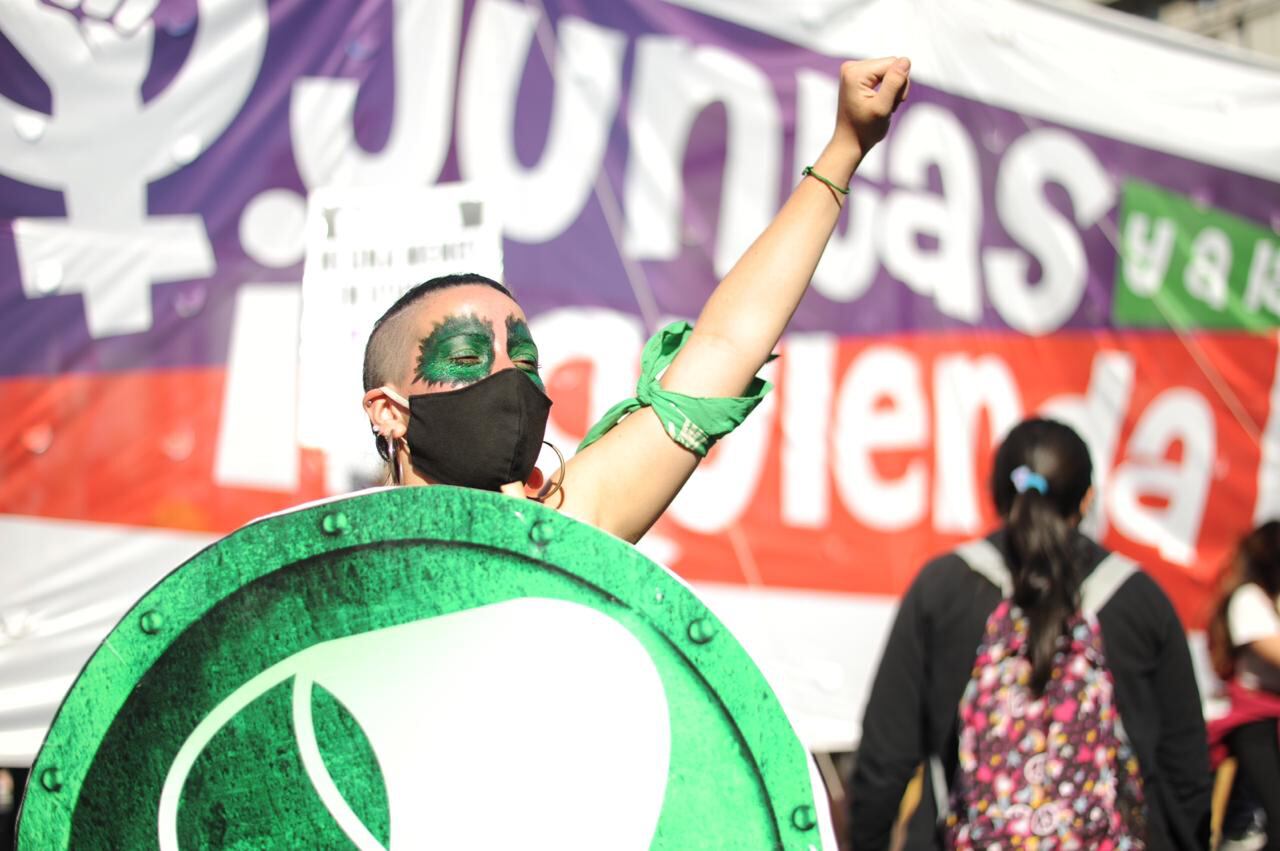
390, 368, 552, 491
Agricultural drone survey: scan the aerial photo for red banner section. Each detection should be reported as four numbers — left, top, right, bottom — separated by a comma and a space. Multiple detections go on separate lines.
2, 330, 1273, 627
0, 369, 328, 532
643, 331, 1274, 627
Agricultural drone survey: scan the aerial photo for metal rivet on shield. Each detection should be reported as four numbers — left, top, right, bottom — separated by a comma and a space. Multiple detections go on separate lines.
39, 767, 62, 793
654, 590, 665, 603
791, 804, 816, 832
686, 618, 717, 645
321, 511, 350, 536
140, 610, 165, 635
529, 520, 555, 546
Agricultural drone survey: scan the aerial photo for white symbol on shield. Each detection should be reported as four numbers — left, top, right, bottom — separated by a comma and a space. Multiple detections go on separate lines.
0, 0, 269, 338
158, 598, 672, 850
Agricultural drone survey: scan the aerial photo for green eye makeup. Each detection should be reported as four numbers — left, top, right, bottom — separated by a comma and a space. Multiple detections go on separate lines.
506, 316, 544, 390
413, 314, 543, 390
415, 315, 496, 387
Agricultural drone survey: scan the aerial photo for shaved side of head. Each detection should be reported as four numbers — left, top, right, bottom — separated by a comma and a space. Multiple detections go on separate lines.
362, 273, 514, 392
363, 306, 420, 393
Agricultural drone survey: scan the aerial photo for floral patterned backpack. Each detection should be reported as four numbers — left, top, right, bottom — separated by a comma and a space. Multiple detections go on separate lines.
930, 539, 1147, 851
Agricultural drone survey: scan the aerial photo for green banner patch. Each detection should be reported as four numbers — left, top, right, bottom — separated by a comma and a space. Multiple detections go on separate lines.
1114, 180, 1280, 330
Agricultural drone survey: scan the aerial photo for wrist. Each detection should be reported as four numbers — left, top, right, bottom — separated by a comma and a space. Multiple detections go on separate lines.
816, 136, 863, 184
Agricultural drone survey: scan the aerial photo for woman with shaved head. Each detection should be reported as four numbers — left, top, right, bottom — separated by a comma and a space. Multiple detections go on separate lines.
362, 57, 911, 544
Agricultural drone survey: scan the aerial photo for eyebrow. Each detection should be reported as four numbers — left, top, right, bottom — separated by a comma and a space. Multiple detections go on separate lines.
506, 315, 537, 347
414, 314, 496, 385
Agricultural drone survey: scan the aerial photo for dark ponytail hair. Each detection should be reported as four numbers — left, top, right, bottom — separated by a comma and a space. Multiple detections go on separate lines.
991, 418, 1094, 694
1208, 521, 1280, 681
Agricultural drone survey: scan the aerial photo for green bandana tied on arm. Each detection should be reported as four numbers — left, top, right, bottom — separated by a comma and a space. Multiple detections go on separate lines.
578, 321, 773, 458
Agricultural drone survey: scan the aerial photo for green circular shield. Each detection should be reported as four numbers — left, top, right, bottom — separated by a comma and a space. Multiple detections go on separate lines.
17, 487, 825, 849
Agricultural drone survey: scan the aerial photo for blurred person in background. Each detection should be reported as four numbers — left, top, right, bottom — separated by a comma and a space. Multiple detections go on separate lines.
1208, 521, 1280, 851
848, 417, 1211, 850
0, 768, 16, 849
0, 768, 27, 849
360, 57, 910, 546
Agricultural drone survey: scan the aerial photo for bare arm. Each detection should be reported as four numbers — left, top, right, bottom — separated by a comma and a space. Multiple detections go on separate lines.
553, 57, 911, 541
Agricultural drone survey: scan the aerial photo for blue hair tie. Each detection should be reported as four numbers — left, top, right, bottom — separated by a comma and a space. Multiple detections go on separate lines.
1011, 465, 1049, 495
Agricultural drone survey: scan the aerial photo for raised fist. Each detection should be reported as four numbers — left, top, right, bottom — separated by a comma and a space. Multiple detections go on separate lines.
42, 0, 159, 36
2, 0, 157, 98
834, 56, 912, 159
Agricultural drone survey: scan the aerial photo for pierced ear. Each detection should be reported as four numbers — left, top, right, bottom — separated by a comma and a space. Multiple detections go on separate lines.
363, 388, 408, 440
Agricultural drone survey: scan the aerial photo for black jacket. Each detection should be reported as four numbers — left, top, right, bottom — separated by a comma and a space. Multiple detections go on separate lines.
847, 529, 1212, 851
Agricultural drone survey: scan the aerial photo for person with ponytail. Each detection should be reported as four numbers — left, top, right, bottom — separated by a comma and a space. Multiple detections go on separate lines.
1206, 522, 1280, 850
847, 417, 1211, 851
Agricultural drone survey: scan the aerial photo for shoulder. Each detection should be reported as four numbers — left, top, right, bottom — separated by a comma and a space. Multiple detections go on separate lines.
1227, 582, 1280, 644
1100, 558, 1173, 611
904, 543, 1003, 611
1084, 556, 1192, 672
1229, 582, 1276, 611
1110, 563, 1168, 600
912, 549, 978, 590
1091, 549, 1179, 631
1088, 552, 1206, 677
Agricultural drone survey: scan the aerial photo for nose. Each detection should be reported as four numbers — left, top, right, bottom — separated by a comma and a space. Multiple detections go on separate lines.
491, 350, 517, 374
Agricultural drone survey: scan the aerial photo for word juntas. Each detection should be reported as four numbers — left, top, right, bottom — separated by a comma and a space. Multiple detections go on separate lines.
294, 0, 1124, 338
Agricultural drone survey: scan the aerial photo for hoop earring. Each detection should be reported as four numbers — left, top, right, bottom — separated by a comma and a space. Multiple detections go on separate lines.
535, 440, 566, 502
392, 437, 406, 486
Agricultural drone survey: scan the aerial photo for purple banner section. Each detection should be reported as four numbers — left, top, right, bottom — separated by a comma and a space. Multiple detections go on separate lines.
0, 0, 1277, 377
